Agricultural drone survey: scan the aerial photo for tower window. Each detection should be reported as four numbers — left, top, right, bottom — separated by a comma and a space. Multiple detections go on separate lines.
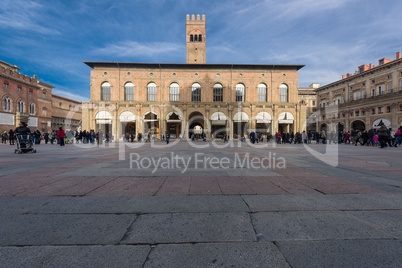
194, 34, 198, 42
190, 35, 193, 42
199, 34, 202, 42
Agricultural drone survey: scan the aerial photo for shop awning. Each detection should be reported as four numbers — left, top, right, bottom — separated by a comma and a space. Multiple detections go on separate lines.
256, 112, 272, 123
278, 112, 294, 124
233, 112, 249, 122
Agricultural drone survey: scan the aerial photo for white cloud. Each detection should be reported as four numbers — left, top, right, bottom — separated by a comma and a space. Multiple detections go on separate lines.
52, 89, 89, 102
0, 0, 60, 34
94, 41, 183, 58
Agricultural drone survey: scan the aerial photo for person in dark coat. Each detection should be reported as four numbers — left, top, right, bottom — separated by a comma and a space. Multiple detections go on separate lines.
378, 123, 390, 148
8, 129, 15, 145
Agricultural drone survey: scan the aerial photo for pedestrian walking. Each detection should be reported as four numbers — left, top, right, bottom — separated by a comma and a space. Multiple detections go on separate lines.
57, 127, 65, 146
8, 129, 15, 145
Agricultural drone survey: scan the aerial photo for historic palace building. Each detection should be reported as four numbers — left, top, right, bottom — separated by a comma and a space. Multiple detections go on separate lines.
82, 14, 309, 140
316, 51, 402, 132
0, 60, 82, 134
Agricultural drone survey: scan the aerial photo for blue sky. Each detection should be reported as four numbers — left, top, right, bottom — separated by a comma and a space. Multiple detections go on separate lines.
1, 0, 402, 101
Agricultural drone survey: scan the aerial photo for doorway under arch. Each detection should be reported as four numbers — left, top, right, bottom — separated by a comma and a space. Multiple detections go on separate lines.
188, 111, 205, 139
351, 120, 365, 131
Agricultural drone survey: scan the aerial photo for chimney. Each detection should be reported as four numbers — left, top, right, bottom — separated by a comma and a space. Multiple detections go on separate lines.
369, 63, 372, 69
347, 73, 352, 78
397, 52, 401, 60
342, 75, 346, 79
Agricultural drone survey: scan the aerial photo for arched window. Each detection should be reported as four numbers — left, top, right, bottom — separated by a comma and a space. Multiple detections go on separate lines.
213, 83, 223, 102
3, 97, 11, 112
280, 84, 288, 102
17, 100, 24, 113
199, 34, 202, 42
194, 34, 198, 42
101, 82, 111, 101
190, 34, 193, 42
191, 83, 201, 102
258, 83, 267, 102
147, 82, 157, 101
29, 103, 35, 115
169, 83, 180, 102
125, 82, 134, 101
236, 84, 245, 102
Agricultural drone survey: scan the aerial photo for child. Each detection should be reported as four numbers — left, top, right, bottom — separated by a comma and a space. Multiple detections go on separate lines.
373, 134, 379, 146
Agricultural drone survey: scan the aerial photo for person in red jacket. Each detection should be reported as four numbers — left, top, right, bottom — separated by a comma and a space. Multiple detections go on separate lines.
57, 127, 65, 146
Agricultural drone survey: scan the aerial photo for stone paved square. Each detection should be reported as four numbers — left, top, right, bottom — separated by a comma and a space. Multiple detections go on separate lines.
0, 141, 401, 266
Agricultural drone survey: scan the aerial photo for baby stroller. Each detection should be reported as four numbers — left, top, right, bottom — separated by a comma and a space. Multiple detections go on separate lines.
15, 133, 37, 154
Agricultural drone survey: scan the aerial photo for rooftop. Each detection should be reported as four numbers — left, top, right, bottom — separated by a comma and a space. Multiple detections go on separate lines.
84, 62, 305, 71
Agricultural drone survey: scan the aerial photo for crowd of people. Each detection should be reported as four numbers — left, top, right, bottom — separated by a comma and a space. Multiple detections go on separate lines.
2, 123, 401, 149
272, 123, 401, 148
0, 126, 116, 147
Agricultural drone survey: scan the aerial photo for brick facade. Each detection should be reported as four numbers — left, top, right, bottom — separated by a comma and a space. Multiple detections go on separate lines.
316, 52, 402, 132
0, 60, 82, 135
82, 15, 307, 140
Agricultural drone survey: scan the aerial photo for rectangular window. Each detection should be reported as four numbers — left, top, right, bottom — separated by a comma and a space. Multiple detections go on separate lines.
102, 88, 110, 101
400, 80, 402, 91
371, 88, 375, 96
355, 111, 359, 117
213, 87, 223, 102
280, 89, 287, 103
387, 106, 391, 113
378, 86, 383, 95
359, 67, 364, 73
17, 86, 22, 92
372, 109, 375, 115
353, 92, 360, 100
387, 83, 392, 93
147, 86, 157, 102
3, 82, 8, 88
313, 100, 315, 106
236, 91, 244, 102
362, 110, 365, 116
192, 87, 201, 102
361, 90, 366, 98
42, 93, 46, 99
258, 87, 267, 102
378, 107, 382, 113
170, 86, 180, 102
125, 86, 134, 101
